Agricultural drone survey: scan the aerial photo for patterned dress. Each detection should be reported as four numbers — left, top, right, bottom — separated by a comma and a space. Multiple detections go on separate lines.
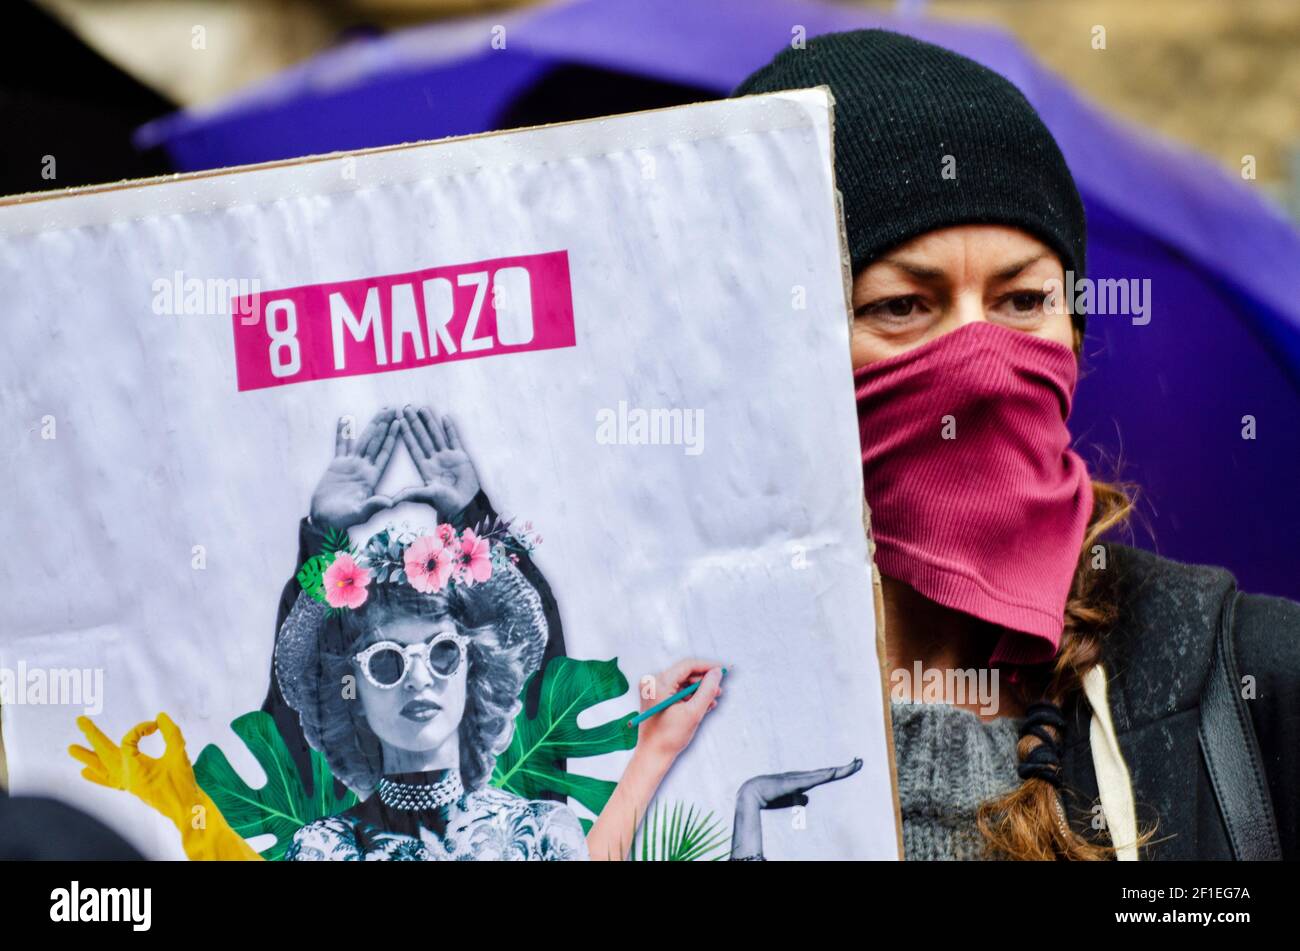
286, 781, 589, 861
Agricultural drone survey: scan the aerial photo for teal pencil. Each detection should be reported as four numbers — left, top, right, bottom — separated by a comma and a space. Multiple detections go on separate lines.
627, 668, 728, 728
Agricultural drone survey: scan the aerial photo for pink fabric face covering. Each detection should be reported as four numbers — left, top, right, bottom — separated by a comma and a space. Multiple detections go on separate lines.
855, 321, 1093, 666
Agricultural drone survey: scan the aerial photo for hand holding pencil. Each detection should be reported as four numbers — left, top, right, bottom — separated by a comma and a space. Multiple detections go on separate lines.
586, 659, 726, 859
631, 659, 726, 761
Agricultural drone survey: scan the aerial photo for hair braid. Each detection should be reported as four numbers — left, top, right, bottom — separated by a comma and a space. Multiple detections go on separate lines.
976, 479, 1154, 860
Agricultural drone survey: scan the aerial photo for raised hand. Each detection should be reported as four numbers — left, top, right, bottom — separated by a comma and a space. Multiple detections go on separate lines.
310, 408, 401, 531
586, 659, 724, 860
737, 759, 863, 810
69, 715, 263, 861
69, 714, 202, 830
730, 758, 863, 860
394, 405, 482, 519
635, 659, 724, 762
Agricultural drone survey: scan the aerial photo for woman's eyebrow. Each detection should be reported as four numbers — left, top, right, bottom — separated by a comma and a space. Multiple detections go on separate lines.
992, 254, 1047, 282
877, 257, 945, 280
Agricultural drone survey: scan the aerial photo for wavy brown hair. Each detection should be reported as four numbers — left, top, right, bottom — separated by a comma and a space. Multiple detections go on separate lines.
975, 477, 1154, 859
291, 583, 531, 795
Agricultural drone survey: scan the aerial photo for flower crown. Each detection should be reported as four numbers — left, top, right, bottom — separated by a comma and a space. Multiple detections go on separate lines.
297, 517, 541, 613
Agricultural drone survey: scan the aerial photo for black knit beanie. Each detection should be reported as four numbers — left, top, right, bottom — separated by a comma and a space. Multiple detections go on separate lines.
735, 29, 1087, 331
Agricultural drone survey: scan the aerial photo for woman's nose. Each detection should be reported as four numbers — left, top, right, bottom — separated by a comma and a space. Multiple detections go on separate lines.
403, 653, 436, 690
951, 291, 988, 328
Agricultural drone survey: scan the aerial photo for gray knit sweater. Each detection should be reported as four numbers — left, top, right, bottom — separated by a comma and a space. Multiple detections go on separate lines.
890, 700, 1024, 860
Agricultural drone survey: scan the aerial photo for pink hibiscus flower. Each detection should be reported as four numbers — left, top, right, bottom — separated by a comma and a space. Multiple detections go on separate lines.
323, 553, 370, 609
455, 529, 493, 586
404, 534, 454, 594
435, 523, 457, 546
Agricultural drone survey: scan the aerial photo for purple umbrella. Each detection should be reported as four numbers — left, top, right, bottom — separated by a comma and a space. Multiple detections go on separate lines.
137, 0, 1300, 599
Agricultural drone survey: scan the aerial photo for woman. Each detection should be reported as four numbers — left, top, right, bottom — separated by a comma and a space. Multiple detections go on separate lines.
71, 582, 718, 863
275, 545, 585, 860
737, 29, 1299, 860
263, 404, 574, 787
279, 525, 721, 860
70, 408, 723, 860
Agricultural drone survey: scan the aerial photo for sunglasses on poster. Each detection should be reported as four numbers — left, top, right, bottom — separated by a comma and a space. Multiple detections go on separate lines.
352, 631, 469, 689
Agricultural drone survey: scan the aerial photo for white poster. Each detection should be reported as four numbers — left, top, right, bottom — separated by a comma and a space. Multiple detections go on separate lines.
0, 89, 898, 860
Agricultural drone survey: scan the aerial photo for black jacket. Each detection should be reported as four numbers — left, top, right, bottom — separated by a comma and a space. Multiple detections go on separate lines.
1060, 544, 1299, 859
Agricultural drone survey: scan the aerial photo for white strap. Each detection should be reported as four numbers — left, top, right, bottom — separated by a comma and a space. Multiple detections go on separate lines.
1083, 664, 1139, 861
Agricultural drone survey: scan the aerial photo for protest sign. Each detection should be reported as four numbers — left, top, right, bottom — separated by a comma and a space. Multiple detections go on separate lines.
0, 90, 898, 860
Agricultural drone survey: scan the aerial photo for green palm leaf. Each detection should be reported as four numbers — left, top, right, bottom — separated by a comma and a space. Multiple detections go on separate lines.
194, 711, 357, 860
490, 656, 638, 817
630, 800, 730, 861
296, 553, 333, 603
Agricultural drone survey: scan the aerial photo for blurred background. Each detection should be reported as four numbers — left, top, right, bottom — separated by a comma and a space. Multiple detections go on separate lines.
3, 0, 1299, 605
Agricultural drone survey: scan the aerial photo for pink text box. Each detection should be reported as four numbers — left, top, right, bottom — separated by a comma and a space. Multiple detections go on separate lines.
232, 250, 575, 391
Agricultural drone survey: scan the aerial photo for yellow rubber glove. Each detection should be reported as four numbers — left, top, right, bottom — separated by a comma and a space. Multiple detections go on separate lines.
69, 713, 263, 861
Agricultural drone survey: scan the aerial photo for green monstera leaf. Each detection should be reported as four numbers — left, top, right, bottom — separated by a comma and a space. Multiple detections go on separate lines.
296, 528, 354, 604
194, 711, 357, 861
491, 657, 638, 820
295, 553, 332, 603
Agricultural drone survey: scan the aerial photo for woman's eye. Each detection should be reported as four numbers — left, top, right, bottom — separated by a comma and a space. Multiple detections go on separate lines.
1001, 291, 1048, 314
859, 295, 926, 320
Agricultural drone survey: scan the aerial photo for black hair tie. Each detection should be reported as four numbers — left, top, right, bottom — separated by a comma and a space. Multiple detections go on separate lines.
1017, 701, 1067, 788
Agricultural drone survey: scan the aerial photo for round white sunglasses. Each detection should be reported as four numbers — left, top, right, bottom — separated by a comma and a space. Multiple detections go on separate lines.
352, 631, 469, 689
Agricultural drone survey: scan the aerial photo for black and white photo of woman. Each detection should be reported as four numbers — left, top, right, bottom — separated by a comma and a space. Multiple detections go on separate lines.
70, 405, 725, 860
